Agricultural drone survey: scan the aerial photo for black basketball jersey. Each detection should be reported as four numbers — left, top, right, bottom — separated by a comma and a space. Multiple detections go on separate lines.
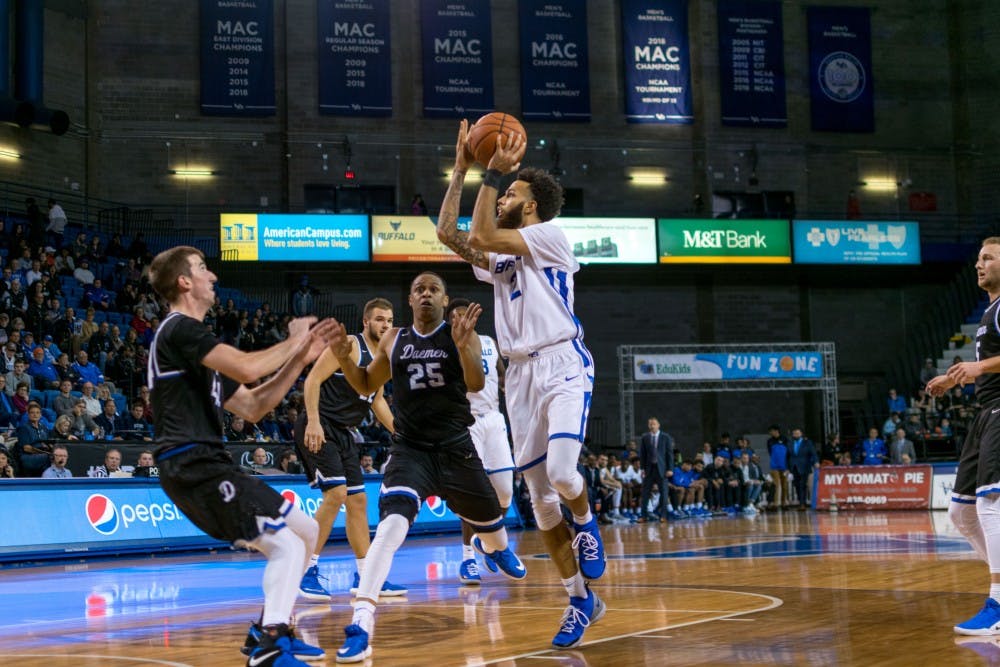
976, 298, 1000, 404
149, 312, 240, 452
319, 333, 376, 428
390, 321, 474, 444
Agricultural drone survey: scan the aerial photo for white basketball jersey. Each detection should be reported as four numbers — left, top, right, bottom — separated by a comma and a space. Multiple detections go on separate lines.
472, 223, 585, 358
468, 334, 500, 415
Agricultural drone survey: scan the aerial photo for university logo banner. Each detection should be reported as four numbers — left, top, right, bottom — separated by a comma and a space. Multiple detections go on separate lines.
807, 6, 874, 132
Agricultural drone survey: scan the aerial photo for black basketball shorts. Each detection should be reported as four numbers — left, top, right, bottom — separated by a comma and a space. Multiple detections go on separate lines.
379, 431, 502, 527
293, 412, 365, 494
953, 402, 1000, 500
157, 443, 288, 544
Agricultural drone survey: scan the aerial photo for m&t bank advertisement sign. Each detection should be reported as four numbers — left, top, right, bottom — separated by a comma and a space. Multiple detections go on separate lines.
634, 352, 824, 381
657, 219, 790, 263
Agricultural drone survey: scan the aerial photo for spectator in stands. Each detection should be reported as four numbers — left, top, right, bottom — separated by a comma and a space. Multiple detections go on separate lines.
71, 232, 88, 260
739, 452, 765, 513
54, 247, 74, 276
276, 448, 300, 474
126, 232, 147, 261
41, 444, 71, 478
0, 376, 15, 426
104, 233, 125, 259
0, 450, 14, 478
87, 321, 113, 373
5, 358, 31, 396
889, 427, 917, 465
79, 308, 98, 349
27, 346, 59, 389
767, 425, 789, 508
820, 433, 844, 465
5, 279, 27, 317
86, 235, 104, 263
912, 387, 939, 424
787, 428, 819, 510
116, 282, 139, 312
45, 198, 67, 247
54, 352, 80, 386
0, 343, 17, 376
291, 276, 315, 317
19, 331, 36, 359
10, 381, 30, 416
904, 412, 926, 441
939, 417, 954, 437
250, 446, 280, 474
39, 334, 61, 364
83, 279, 110, 311
222, 414, 249, 441
108, 344, 140, 396
919, 358, 938, 388
23, 259, 42, 288
836, 451, 853, 466
130, 305, 150, 338
73, 257, 94, 285
52, 414, 77, 441
132, 450, 158, 478
278, 406, 298, 441
95, 398, 121, 439
360, 453, 377, 474
882, 411, 902, 438
68, 398, 101, 439
858, 427, 888, 465
140, 315, 159, 348
13, 402, 50, 477
72, 351, 104, 388
89, 448, 125, 478
79, 381, 101, 416
51, 307, 79, 352
887, 388, 907, 415
119, 402, 153, 441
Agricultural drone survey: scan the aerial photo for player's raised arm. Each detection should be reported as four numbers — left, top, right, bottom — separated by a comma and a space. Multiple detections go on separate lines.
329, 318, 393, 396
437, 119, 489, 270
202, 315, 317, 384
451, 302, 485, 392
468, 133, 530, 256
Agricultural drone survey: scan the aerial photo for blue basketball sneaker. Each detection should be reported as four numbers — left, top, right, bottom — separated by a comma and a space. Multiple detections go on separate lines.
242, 624, 325, 663
349, 571, 408, 597
298, 565, 329, 602
471, 535, 527, 580
955, 598, 1000, 635
459, 558, 482, 584
551, 587, 607, 649
571, 518, 606, 580
336, 624, 372, 663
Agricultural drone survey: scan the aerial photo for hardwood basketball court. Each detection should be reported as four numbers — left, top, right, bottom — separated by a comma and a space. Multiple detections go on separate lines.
0, 510, 993, 666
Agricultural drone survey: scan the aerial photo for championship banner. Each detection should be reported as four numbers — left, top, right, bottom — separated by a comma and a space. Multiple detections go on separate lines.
420, 0, 494, 118
793, 220, 920, 265
657, 219, 791, 263
634, 352, 823, 381
518, 0, 590, 122
807, 6, 874, 132
199, 0, 275, 116
717, 0, 786, 127
371, 215, 470, 262
553, 217, 657, 264
318, 0, 392, 116
816, 465, 932, 510
620, 0, 693, 124
220, 213, 369, 262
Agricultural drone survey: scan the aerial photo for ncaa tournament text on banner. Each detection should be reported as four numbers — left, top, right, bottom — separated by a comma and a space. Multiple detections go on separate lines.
200, 0, 275, 116
621, 0, 693, 124
421, 0, 494, 118
518, 0, 590, 122
318, 0, 391, 116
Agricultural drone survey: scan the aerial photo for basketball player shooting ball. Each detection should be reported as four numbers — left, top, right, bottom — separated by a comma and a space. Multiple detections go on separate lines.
436, 117, 607, 649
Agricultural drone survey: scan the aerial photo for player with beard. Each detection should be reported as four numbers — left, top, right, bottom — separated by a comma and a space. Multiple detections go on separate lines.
929, 237, 1000, 636
436, 122, 606, 649
331, 272, 525, 663
295, 297, 407, 601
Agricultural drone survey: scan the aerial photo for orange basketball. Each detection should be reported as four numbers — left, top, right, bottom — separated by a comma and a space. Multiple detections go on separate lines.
467, 112, 527, 168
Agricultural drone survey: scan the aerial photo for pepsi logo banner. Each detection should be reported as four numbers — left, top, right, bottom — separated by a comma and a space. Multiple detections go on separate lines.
621, 0, 693, 124
807, 6, 874, 132
518, 0, 591, 122
717, 0, 787, 128
200, 0, 275, 116
420, 0, 494, 118
318, 0, 392, 116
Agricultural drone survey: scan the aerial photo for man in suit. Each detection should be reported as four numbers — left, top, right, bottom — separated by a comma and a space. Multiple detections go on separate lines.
787, 427, 819, 510
639, 416, 674, 522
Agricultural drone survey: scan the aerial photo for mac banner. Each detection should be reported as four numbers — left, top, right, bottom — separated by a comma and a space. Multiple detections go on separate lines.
200, 0, 275, 116
420, 0, 494, 118
807, 6, 874, 132
518, 0, 590, 122
717, 0, 786, 127
621, 0, 692, 124
317, 0, 392, 116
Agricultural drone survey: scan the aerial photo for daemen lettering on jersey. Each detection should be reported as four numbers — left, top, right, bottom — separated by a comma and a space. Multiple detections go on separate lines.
398, 344, 449, 360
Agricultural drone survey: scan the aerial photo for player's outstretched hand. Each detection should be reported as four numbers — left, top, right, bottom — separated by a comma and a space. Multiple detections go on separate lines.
455, 119, 473, 172
925, 374, 954, 397
488, 132, 526, 175
288, 316, 319, 342
325, 318, 353, 360
451, 302, 482, 348
946, 360, 983, 387
302, 319, 338, 364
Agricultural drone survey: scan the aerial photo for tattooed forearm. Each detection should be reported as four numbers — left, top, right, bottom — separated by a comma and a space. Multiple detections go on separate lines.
437, 170, 488, 269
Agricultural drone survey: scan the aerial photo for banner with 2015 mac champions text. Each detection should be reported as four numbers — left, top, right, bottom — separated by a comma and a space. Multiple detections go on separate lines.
200, 0, 275, 116
317, 0, 392, 116
518, 0, 590, 122
807, 6, 874, 132
621, 0, 693, 124
420, 0, 494, 118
